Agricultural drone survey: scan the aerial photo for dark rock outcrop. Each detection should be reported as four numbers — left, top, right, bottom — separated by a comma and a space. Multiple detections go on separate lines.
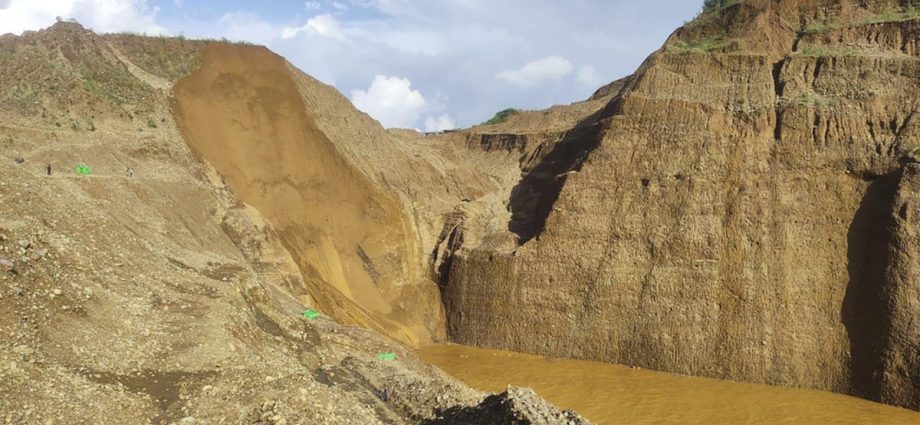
425, 387, 591, 425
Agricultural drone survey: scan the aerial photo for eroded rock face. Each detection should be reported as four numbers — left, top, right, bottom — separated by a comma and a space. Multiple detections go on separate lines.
877, 164, 920, 408
443, 0, 920, 410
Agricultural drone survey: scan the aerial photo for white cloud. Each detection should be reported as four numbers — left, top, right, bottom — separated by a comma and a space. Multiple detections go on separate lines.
496, 56, 574, 88
282, 13, 346, 40
374, 29, 444, 55
303, 0, 346, 13
0, 0, 165, 35
351, 75, 427, 129
0, 0, 702, 128
348, 0, 419, 18
217, 11, 278, 45
577, 65, 605, 87
424, 114, 456, 132
270, 1, 700, 126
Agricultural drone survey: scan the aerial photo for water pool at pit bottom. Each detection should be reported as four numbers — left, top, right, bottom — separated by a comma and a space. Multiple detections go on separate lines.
417, 344, 920, 425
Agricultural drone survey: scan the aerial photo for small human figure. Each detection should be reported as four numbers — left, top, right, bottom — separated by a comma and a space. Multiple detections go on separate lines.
47, 164, 52, 176
127, 167, 134, 178
382, 387, 391, 402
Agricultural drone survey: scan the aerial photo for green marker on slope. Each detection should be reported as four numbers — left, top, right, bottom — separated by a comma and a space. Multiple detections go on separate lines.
75, 164, 91, 175
377, 352, 397, 361
303, 309, 320, 320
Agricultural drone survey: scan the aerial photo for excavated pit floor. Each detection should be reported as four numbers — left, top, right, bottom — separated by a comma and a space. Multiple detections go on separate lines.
418, 344, 920, 425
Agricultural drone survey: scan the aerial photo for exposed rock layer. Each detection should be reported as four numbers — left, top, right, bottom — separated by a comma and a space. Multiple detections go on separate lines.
442, 0, 920, 410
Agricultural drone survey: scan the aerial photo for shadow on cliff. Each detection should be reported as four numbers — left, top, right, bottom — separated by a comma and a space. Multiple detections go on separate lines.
506, 100, 619, 244
842, 170, 898, 399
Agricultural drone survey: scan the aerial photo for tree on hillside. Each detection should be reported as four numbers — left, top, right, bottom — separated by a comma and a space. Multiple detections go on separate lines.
703, 0, 737, 12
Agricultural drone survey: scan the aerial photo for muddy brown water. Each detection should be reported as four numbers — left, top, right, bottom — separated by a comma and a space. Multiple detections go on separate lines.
417, 344, 920, 425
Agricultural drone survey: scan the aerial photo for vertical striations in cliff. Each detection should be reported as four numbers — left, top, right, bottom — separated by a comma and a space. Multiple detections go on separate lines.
441, 0, 920, 410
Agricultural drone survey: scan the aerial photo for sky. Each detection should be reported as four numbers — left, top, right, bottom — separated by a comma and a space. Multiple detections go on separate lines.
0, 0, 703, 131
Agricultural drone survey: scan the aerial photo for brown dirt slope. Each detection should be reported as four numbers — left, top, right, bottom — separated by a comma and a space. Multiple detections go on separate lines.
282, 63, 508, 299
440, 0, 920, 411
0, 22, 583, 424
0, 22, 155, 124
172, 44, 444, 347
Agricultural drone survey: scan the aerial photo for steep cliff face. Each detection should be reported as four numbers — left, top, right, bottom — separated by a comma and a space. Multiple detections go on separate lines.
877, 163, 920, 407
443, 0, 920, 409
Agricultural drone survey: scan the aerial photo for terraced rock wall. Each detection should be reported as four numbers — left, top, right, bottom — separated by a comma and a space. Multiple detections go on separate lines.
443, 0, 920, 409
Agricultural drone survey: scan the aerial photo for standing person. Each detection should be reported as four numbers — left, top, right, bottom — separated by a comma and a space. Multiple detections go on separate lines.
47, 164, 51, 176
127, 167, 134, 178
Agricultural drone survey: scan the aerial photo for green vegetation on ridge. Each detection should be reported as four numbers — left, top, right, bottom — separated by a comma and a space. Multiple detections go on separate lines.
105, 34, 205, 81
702, 0, 742, 14
665, 35, 733, 54
803, 4, 920, 34
482, 108, 519, 126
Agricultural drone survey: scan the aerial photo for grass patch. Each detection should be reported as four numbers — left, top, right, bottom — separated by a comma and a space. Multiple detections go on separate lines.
666, 36, 733, 54
793, 46, 861, 57
781, 89, 838, 108
105, 34, 204, 81
802, 20, 844, 34
482, 108, 519, 126
862, 4, 920, 25
803, 4, 920, 34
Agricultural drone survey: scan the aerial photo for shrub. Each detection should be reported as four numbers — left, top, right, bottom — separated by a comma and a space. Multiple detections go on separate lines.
902, 144, 920, 163
482, 108, 519, 126
702, 0, 742, 13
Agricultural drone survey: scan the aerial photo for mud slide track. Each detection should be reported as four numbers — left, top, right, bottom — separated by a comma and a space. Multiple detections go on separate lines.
171, 44, 444, 346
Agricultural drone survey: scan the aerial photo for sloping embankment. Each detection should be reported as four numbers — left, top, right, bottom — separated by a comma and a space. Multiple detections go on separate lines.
171, 44, 444, 346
